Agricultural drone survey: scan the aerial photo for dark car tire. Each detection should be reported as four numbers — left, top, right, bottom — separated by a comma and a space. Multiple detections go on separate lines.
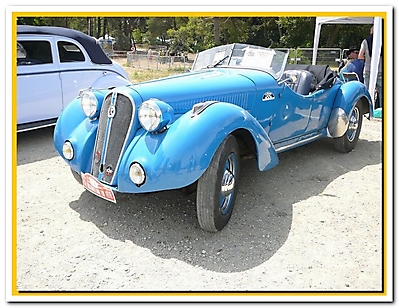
333, 101, 363, 153
196, 135, 240, 232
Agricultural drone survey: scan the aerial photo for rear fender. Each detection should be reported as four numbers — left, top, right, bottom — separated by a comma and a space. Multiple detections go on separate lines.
118, 102, 278, 192
327, 82, 373, 138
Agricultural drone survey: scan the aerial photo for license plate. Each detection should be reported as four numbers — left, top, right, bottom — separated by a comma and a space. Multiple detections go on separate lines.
81, 173, 116, 203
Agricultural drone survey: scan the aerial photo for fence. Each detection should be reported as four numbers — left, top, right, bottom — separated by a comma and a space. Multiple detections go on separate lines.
293, 48, 343, 67
114, 47, 347, 71
125, 51, 193, 70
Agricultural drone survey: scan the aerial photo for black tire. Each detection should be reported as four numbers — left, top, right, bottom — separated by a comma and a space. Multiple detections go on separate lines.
196, 135, 240, 232
333, 101, 363, 153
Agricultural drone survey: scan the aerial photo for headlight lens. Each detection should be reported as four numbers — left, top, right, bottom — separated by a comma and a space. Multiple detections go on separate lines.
62, 141, 74, 160
129, 163, 146, 186
138, 99, 174, 133
138, 100, 162, 132
81, 91, 99, 118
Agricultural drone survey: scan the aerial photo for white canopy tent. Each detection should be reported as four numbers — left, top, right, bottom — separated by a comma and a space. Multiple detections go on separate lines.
312, 16, 382, 107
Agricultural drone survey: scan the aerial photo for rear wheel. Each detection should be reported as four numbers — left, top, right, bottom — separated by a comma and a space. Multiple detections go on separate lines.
333, 101, 363, 153
196, 135, 240, 232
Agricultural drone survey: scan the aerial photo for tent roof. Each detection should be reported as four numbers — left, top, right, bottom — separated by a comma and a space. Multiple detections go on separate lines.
316, 17, 374, 25
312, 16, 382, 108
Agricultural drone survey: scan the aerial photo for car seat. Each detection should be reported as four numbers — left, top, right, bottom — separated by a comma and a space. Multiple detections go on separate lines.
281, 70, 313, 95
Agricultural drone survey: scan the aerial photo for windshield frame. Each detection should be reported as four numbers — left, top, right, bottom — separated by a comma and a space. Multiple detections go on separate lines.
192, 43, 289, 79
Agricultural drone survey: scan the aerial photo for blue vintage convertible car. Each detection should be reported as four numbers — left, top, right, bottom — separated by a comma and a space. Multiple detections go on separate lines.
54, 43, 373, 232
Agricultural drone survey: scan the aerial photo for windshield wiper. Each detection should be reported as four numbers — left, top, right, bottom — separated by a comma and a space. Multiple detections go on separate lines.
207, 55, 229, 68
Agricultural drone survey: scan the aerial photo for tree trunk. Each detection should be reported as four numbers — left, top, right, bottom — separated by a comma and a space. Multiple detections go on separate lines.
214, 17, 220, 45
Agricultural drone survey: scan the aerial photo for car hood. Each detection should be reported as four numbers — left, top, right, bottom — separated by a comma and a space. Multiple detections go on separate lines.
127, 68, 268, 114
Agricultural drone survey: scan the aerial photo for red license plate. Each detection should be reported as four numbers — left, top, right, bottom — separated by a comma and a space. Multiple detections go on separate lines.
81, 173, 116, 203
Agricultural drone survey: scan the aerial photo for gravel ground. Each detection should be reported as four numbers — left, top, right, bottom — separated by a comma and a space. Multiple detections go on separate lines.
14, 117, 384, 301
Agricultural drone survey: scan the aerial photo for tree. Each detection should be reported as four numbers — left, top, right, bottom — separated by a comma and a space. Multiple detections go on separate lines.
276, 17, 315, 48
167, 17, 215, 53
16, 16, 372, 52
145, 17, 175, 45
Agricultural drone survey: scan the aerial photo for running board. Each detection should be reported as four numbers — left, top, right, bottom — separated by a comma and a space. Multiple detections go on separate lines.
274, 133, 323, 153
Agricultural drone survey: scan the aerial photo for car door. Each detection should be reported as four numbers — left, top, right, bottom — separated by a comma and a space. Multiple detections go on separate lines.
264, 85, 314, 143
54, 37, 109, 109
17, 36, 63, 125
255, 83, 314, 144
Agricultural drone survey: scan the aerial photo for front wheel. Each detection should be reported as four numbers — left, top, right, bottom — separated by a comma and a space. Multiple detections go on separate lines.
196, 135, 240, 232
333, 101, 363, 153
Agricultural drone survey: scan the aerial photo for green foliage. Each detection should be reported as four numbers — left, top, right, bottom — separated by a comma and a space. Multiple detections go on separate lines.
276, 17, 315, 48
167, 17, 215, 53
246, 17, 280, 47
320, 24, 370, 49
144, 17, 176, 44
293, 49, 311, 65
16, 16, 373, 52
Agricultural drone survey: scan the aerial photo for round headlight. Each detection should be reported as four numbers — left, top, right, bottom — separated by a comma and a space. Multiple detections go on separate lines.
129, 163, 146, 186
138, 99, 174, 133
81, 91, 99, 118
138, 100, 162, 132
62, 141, 74, 160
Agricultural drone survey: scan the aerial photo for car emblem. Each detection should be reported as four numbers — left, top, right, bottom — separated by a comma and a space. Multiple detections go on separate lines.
262, 92, 275, 101
108, 105, 116, 118
105, 165, 113, 176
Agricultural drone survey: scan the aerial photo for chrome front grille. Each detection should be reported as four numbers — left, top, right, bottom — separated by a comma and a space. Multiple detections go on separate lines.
92, 91, 135, 185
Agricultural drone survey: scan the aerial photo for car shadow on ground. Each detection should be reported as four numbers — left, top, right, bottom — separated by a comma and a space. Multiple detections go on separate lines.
69, 136, 382, 273
17, 126, 58, 165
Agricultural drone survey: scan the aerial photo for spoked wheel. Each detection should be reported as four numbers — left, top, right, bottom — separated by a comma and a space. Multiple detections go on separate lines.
196, 135, 240, 232
333, 101, 363, 153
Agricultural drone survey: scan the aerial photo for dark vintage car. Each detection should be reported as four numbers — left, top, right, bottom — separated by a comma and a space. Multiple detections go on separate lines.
53, 43, 373, 232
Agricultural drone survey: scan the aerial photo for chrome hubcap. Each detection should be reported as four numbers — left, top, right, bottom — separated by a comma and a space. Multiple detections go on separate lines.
220, 153, 237, 214
347, 107, 359, 142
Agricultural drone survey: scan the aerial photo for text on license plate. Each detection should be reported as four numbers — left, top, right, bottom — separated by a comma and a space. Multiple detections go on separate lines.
81, 173, 116, 203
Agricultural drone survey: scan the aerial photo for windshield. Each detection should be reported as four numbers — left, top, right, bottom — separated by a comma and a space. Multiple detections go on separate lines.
191, 43, 289, 79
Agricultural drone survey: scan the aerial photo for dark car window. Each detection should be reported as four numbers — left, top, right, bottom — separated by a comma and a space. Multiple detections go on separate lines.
57, 41, 85, 62
17, 40, 53, 65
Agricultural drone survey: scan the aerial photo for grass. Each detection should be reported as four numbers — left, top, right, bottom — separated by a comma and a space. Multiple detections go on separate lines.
129, 67, 186, 83
114, 58, 187, 83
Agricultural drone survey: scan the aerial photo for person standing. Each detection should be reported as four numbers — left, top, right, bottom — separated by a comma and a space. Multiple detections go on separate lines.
358, 26, 383, 109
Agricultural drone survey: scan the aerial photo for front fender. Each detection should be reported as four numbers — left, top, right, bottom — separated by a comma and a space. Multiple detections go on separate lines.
327, 81, 373, 138
117, 102, 278, 193
54, 97, 99, 173
54, 87, 111, 154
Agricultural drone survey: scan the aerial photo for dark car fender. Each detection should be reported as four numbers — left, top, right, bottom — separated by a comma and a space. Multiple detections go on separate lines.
327, 81, 373, 138
117, 102, 279, 193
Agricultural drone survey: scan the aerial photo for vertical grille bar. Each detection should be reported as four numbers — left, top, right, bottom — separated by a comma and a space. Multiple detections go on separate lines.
92, 93, 112, 177
91, 91, 134, 185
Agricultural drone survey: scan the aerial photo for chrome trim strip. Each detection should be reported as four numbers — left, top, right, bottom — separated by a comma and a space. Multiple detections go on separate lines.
275, 133, 323, 153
